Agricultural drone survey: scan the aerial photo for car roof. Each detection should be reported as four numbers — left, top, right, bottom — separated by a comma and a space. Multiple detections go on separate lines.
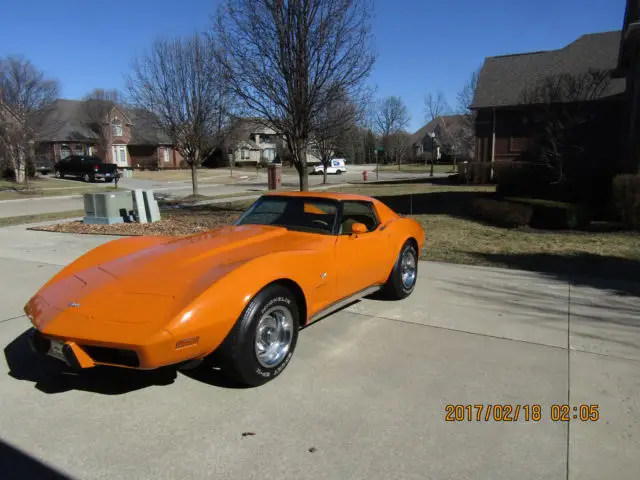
263, 191, 375, 202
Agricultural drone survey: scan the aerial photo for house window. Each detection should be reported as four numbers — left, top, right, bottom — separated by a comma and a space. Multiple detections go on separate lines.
75, 144, 84, 154
163, 147, 170, 162
60, 144, 70, 159
241, 147, 250, 160
263, 148, 275, 161
112, 120, 123, 137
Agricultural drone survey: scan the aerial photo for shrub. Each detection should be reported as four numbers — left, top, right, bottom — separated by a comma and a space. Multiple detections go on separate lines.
470, 197, 534, 228
517, 200, 591, 230
612, 174, 640, 229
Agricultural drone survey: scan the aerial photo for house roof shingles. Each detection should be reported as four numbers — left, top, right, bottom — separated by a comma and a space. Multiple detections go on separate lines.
34, 99, 99, 142
408, 115, 466, 146
471, 30, 626, 109
34, 99, 172, 145
125, 108, 172, 145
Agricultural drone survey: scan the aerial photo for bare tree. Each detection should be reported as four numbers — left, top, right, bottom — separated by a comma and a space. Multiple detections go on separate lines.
387, 130, 410, 166
519, 69, 611, 183
0, 56, 59, 185
82, 88, 124, 161
312, 86, 362, 183
374, 95, 410, 163
214, 0, 376, 191
127, 32, 232, 196
424, 90, 451, 123
454, 66, 481, 162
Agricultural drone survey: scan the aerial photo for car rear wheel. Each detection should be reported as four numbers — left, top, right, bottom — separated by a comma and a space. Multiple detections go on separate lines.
214, 284, 300, 387
82, 173, 93, 182
381, 240, 418, 300
55, 170, 63, 179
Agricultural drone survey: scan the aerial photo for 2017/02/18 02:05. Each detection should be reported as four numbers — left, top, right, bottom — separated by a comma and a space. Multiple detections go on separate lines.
444, 404, 600, 422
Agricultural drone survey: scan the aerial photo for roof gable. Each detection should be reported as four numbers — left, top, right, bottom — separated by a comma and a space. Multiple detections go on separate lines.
471, 30, 626, 109
33, 99, 171, 145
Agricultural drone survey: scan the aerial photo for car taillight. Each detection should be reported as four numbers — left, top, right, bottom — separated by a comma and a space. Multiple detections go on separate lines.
94, 166, 98, 171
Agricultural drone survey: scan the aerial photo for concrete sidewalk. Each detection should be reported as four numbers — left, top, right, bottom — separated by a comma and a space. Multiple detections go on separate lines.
0, 226, 638, 479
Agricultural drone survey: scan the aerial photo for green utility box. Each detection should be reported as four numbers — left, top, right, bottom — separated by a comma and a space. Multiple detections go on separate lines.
83, 191, 134, 224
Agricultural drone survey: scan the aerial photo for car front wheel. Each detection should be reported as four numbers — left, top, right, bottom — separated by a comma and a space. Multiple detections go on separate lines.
381, 240, 418, 300
214, 283, 300, 387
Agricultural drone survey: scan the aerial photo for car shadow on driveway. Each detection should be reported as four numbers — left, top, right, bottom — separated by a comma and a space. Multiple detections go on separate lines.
5, 329, 254, 394
4, 330, 178, 395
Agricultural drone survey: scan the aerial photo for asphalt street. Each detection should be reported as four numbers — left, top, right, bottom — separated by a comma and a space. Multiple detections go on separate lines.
0, 222, 638, 479
0, 167, 444, 218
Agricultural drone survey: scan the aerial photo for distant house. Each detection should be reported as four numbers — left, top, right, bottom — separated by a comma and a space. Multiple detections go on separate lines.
408, 115, 473, 162
227, 119, 280, 165
470, 30, 626, 179
227, 118, 322, 166
613, 0, 640, 173
33, 99, 183, 169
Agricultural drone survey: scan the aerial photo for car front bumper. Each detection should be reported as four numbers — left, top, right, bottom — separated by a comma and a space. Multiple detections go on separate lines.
27, 327, 205, 371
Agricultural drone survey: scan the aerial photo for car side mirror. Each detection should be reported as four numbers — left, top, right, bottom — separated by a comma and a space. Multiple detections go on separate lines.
350, 222, 367, 235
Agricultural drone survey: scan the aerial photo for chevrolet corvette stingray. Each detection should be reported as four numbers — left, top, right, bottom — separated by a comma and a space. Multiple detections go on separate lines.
24, 191, 425, 387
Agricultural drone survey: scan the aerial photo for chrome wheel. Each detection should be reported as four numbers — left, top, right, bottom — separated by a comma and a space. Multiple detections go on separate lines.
400, 248, 417, 289
254, 305, 294, 368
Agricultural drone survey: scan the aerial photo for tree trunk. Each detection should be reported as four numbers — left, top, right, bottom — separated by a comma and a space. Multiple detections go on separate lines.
323, 167, 328, 184
11, 151, 25, 183
296, 144, 309, 191
190, 160, 199, 196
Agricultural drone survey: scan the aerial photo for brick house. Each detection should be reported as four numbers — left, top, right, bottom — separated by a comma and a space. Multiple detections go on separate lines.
470, 30, 626, 182
408, 115, 473, 162
34, 99, 183, 169
613, 0, 640, 173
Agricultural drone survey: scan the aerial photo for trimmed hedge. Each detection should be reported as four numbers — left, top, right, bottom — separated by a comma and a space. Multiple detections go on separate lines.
471, 195, 591, 230
612, 174, 640, 229
471, 198, 534, 228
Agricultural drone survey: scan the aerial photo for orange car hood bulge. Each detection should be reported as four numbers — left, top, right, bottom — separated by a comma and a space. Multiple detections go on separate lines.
34, 224, 328, 329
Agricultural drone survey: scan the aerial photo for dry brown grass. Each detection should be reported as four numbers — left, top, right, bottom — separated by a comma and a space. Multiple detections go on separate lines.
23, 182, 640, 280
0, 210, 85, 227
0, 178, 114, 200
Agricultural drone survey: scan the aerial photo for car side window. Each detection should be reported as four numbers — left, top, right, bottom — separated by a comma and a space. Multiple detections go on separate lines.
339, 201, 379, 235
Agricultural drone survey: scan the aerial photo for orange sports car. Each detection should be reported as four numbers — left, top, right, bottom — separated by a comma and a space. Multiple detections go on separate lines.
24, 191, 425, 387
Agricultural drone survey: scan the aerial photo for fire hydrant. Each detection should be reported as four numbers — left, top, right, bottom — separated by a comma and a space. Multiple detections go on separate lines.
362, 170, 368, 181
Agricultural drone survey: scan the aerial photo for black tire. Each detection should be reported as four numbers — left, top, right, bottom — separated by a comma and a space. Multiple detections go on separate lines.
215, 284, 300, 387
55, 170, 63, 179
381, 240, 419, 300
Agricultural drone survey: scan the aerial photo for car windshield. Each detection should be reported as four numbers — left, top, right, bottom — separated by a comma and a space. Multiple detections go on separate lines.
233, 196, 338, 235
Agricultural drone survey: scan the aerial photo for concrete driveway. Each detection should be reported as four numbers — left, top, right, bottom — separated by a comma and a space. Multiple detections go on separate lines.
0, 224, 638, 479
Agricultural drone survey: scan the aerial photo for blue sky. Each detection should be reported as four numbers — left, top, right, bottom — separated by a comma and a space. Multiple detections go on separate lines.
0, 0, 626, 133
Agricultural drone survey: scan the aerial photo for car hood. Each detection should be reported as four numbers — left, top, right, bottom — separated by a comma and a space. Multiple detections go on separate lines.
35, 224, 327, 326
